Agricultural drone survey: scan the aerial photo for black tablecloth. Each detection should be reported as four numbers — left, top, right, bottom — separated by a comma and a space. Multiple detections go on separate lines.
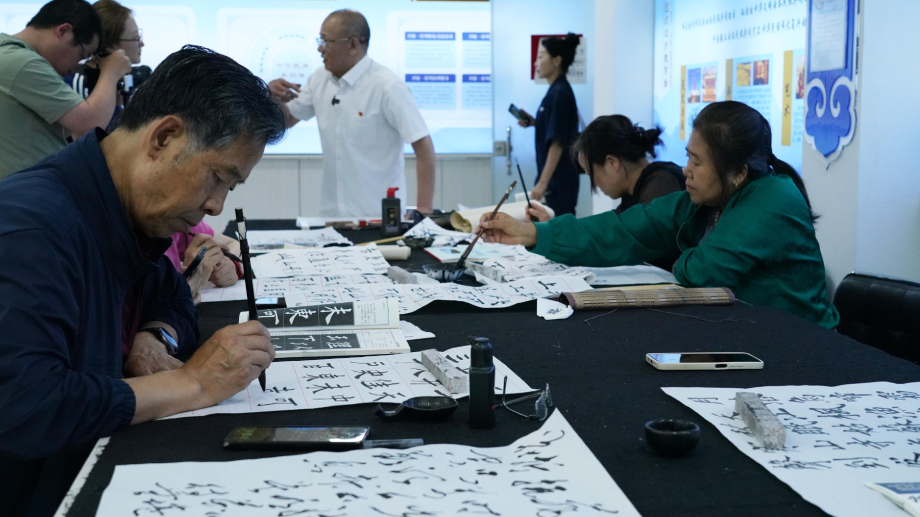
67, 221, 920, 517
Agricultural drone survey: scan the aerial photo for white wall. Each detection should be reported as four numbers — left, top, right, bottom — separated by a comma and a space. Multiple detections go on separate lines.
205, 155, 493, 235
591, 0, 655, 214
854, 0, 920, 283
803, 0, 920, 295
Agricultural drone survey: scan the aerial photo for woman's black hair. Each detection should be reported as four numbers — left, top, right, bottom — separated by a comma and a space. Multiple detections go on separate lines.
571, 115, 663, 189
692, 100, 818, 222
541, 33, 580, 73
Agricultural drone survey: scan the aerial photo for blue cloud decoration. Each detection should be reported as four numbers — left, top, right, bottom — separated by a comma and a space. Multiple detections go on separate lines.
804, 0, 858, 164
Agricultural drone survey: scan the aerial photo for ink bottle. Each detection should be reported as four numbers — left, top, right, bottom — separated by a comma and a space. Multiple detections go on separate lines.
469, 337, 496, 429
381, 187, 401, 237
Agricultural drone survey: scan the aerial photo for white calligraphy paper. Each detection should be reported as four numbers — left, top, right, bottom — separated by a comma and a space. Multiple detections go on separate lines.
468, 246, 678, 287
251, 245, 390, 278
246, 228, 352, 251
665, 382, 920, 517
165, 345, 531, 419
97, 411, 641, 517
200, 275, 396, 303
403, 217, 476, 246
281, 275, 594, 314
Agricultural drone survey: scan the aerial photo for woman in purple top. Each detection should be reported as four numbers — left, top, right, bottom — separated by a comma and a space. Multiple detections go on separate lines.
167, 221, 242, 304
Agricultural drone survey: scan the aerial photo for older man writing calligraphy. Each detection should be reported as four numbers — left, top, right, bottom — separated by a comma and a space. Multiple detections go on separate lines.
0, 46, 284, 516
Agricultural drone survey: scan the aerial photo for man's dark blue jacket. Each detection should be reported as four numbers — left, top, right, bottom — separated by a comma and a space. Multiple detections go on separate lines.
0, 130, 199, 516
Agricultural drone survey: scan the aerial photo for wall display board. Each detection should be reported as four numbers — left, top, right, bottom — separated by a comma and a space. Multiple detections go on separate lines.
654, 0, 808, 171
804, 0, 858, 165
0, 0, 491, 154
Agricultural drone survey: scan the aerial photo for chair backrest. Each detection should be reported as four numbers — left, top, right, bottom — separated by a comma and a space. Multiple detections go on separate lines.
833, 273, 920, 364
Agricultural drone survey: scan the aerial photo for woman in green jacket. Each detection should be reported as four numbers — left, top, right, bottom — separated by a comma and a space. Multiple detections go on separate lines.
481, 101, 839, 328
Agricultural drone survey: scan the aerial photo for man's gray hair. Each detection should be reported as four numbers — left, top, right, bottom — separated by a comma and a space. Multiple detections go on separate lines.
329, 9, 370, 48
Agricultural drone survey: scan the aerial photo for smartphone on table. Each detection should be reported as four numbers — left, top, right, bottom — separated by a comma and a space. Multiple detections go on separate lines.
223, 426, 370, 451
646, 352, 763, 370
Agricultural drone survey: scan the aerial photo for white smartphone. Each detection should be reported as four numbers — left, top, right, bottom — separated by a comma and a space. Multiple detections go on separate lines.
646, 352, 764, 370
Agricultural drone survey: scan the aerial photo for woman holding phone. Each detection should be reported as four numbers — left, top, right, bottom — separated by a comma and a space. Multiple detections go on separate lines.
64, 0, 144, 131
515, 33, 581, 216
481, 101, 839, 328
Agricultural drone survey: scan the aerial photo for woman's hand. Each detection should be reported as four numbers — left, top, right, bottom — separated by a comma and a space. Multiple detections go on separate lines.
524, 202, 553, 223
479, 212, 538, 247
530, 182, 547, 202
517, 109, 535, 128
209, 256, 239, 287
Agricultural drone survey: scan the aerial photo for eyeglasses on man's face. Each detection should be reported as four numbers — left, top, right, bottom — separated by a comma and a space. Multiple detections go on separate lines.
496, 376, 553, 422
316, 35, 351, 50
77, 41, 93, 61
118, 28, 143, 43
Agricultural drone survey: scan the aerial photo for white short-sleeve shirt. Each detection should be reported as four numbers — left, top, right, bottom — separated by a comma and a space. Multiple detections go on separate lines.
287, 55, 430, 217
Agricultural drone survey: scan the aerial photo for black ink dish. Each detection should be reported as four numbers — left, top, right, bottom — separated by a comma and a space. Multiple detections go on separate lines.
644, 419, 701, 456
423, 264, 465, 282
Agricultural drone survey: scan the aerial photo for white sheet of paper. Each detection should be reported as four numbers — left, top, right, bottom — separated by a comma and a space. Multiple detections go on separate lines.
403, 217, 476, 247
296, 216, 379, 228
665, 382, 920, 517
251, 244, 389, 278
586, 265, 678, 286
200, 275, 396, 303
281, 275, 593, 314
537, 297, 573, 320
246, 228, 352, 251
399, 320, 434, 340
164, 345, 531, 419
97, 411, 641, 517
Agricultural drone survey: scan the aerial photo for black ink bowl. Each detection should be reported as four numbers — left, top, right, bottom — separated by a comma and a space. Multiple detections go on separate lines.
644, 419, 701, 456
423, 264, 466, 282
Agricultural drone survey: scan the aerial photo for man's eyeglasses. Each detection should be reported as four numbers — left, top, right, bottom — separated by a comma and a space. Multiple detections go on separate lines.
77, 41, 93, 61
316, 35, 351, 50
118, 29, 143, 43
496, 376, 553, 421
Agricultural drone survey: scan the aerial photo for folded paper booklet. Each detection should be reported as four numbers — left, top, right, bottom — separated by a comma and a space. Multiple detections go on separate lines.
559, 287, 734, 309
866, 483, 920, 517
239, 299, 409, 359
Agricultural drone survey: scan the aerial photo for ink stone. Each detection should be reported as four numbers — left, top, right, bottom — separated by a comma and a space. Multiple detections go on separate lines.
735, 391, 786, 450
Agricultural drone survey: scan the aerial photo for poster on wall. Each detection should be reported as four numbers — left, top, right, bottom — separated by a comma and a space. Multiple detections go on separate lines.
654, 0, 808, 170
804, 0, 858, 166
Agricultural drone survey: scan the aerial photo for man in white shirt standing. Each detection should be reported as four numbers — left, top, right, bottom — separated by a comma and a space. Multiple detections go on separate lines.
269, 9, 436, 217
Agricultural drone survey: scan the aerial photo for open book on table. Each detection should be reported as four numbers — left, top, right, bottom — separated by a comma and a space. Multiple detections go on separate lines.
239, 299, 409, 359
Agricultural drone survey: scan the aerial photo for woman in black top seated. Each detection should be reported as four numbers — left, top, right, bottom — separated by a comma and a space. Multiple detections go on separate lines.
526, 114, 685, 270
528, 114, 685, 220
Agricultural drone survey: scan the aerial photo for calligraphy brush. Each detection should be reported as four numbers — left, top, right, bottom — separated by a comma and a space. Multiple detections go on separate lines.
235, 207, 266, 392
454, 181, 516, 271
515, 158, 532, 211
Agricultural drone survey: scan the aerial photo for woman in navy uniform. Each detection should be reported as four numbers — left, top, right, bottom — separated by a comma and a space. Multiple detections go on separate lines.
516, 33, 581, 216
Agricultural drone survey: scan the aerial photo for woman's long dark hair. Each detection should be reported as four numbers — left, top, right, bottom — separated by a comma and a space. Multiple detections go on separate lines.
571, 115, 663, 189
692, 101, 818, 222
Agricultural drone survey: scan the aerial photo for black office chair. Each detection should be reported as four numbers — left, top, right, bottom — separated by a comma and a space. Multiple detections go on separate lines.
833, 272, 920, 364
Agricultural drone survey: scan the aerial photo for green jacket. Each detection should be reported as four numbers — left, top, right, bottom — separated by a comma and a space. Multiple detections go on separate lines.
531, 173, 839, 328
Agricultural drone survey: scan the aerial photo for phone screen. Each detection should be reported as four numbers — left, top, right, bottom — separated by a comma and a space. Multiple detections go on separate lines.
508, 104, 524, 120
649, 353, 760, 364
225, 426, 368, 448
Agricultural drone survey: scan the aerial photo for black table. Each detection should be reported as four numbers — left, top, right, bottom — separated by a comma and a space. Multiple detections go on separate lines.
67, 221, 920, 516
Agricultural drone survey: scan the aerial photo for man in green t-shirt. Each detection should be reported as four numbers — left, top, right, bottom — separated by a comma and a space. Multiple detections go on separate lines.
0, 0, 131, 179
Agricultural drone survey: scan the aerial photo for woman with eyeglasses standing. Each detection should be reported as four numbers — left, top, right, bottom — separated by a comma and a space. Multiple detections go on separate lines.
64, 0, 144, 131
516, 33, 582, 216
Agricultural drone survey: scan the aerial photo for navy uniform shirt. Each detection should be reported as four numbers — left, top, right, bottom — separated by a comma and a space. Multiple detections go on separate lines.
0, 129, 199, 516
534, 75, 580, 216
